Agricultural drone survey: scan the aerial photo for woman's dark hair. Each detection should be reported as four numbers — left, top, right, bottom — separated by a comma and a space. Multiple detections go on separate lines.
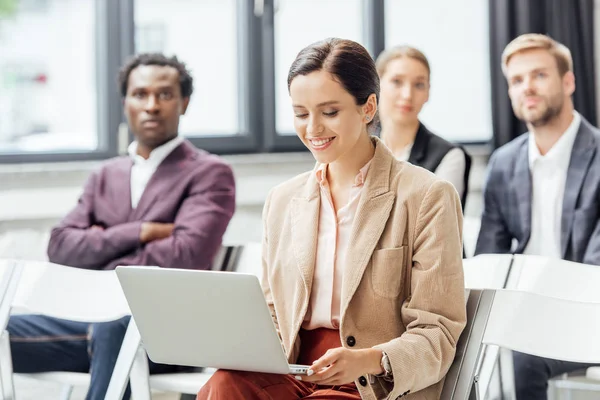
287, 38, 380, 131
118, 53, 194, 98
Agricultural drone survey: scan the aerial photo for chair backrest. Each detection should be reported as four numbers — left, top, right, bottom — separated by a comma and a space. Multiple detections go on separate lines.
508, 254, 600, 302
0, 260, 17, 302
211, 245, 244, 272
440, 289, 496, 400
463, 254, 513, 290
0, 259, 19, 329
482, 289, 600, 364
220, 245, 245, 272
232, 242, 262, 277
4, 260, 130, 323
442, 288, 600, 400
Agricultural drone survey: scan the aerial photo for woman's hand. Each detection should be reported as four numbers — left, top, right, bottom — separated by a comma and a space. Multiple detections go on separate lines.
298, 347, 384, 386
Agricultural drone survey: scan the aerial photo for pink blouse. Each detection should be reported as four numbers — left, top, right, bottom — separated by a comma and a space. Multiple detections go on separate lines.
302, 160, 372, 330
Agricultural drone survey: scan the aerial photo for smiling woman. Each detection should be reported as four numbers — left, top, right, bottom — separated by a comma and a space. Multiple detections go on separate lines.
287, 39, 377, 173
197, 38, 466, 400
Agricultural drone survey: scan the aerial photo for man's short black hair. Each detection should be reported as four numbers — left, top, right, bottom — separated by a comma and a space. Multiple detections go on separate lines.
118, 53, 194, 98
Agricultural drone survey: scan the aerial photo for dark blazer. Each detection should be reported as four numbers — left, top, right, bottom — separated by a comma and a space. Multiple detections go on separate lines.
47, 140, 236, 270
408, 123, 472, 208
475, 116, 600, 264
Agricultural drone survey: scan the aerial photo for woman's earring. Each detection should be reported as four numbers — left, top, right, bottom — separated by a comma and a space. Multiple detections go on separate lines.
366, 115, 371, 122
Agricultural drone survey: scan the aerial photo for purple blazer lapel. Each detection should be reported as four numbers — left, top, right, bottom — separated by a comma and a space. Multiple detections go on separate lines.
107, 158, 134, 221
130, 141, 196, 220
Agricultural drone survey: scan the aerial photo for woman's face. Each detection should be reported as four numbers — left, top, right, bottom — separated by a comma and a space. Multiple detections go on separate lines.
379, 57, 430, 125
289, 69, 375, 165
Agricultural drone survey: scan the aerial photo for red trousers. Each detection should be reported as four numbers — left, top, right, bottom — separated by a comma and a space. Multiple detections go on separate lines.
197, 328, 361, 399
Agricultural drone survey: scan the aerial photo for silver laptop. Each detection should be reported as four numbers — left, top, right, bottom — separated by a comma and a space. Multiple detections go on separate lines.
115, 266, 309, 375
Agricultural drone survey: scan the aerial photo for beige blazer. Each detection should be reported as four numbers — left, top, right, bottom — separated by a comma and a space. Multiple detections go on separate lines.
261, 137, 466, 400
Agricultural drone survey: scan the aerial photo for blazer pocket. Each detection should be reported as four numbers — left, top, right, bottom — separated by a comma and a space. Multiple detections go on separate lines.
371, 246, 408, 299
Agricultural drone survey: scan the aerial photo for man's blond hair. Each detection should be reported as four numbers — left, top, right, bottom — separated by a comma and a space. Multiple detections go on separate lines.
501, 33, 573, 76
375, 45, 430, 79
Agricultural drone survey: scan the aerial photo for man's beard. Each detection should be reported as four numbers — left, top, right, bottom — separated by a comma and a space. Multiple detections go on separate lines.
515, 92, 564, 128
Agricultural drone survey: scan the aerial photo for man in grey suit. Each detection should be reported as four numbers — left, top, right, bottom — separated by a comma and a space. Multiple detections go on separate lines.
475, 33, 599, 399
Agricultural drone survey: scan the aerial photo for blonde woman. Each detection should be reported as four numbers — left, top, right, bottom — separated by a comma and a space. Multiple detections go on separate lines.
376, 46, 471, 207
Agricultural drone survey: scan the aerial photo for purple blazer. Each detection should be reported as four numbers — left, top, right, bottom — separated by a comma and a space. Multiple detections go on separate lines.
47, 140, 236, 270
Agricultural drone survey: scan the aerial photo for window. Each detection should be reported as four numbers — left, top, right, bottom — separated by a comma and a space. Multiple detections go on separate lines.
132, 0, 258, 154
0, 0, 100, 155
384, 0, 493, 142
134, 0, 242, 137
0, 0, 494, 163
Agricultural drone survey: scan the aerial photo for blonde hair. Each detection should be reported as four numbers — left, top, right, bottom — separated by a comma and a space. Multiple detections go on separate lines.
502, 33, 573, 76
375, 45, 430, 80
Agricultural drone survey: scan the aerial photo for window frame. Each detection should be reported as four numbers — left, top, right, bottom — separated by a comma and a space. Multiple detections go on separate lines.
261, 0, 387, 152
159, 0, 261, 155
0, 0, 492, 164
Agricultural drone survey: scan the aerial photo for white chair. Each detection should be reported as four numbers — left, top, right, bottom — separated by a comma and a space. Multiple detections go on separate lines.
228, 242, 262, 277
106, 244, 254, 399
0, 260, 19, 398
446, 289, 600, 400
509, 254, 600, 302
462, 253, 515, 399
0, 260, 131, 400
508, 255, 600, 397
463, 253, 514, 290
441, 289, 490, 400
464, 254, 600, 398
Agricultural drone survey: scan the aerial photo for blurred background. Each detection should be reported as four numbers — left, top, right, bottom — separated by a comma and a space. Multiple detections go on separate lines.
0, 0, 598, 263
0, 1, 599, 399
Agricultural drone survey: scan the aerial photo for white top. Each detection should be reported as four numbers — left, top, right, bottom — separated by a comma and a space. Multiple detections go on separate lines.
524, 111, 581, 258
127, 136, 184, 208
395, 144, 466, 200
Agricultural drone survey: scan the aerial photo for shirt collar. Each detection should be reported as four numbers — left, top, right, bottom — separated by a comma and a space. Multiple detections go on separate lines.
128, 135, 184, 166
528, 111, 581, 169
315, 158, 373, 188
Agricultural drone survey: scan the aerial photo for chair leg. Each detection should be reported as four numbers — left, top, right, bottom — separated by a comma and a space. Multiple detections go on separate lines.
498, 348, 516, 400
105, 318, 146, 400
129, 346, 151, 400
0, 330, 15, 400
59, 385, 74, 400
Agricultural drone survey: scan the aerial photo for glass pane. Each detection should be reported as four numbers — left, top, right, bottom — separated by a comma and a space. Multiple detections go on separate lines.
134, 0, 240, 137
385, 0, 492, 142
0, 0, 98, 153
275, 0, 364, 135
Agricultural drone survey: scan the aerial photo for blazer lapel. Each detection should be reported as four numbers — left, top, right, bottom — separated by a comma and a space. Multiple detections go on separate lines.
341, 139, 395, 316
130, 142, 190, 220
511, 139, 532, 250
561, 121, 596, 257
115, 158, 134, 219
290, 171, 320, 295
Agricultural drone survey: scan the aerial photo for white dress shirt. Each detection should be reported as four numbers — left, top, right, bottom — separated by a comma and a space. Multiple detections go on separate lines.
394, 144, 466, 200
524, 112, 581, 258
127, 136, 184, 208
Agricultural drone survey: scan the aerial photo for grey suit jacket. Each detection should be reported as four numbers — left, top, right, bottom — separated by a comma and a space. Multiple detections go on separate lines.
475, 116, 600, 264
